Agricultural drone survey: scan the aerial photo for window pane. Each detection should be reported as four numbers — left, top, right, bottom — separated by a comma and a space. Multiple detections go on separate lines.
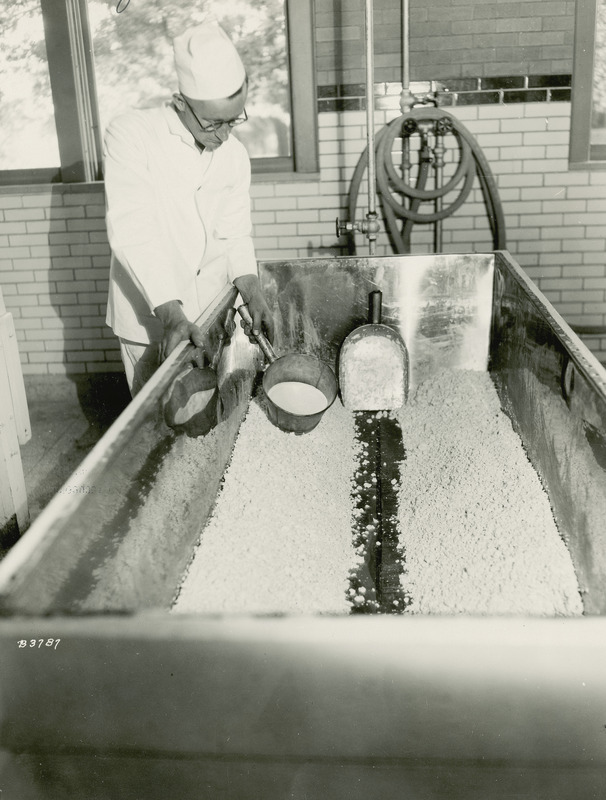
89, 0, 291, 159
591, 0, 606, 147
0, 0, 60, 169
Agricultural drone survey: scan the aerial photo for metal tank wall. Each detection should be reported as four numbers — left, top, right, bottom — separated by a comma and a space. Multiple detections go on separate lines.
1, 254, 606, 799
0, 254, 495, 615
490, 250, 606, 614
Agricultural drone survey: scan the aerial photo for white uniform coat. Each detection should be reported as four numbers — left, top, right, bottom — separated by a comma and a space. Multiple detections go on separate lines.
104, 104, 257, 344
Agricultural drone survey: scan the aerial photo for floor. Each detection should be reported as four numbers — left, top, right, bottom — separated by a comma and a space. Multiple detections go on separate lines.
2, 373, 131, 556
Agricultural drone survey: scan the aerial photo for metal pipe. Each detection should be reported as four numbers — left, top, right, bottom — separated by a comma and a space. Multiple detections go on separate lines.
434, 129, 444, 252
400, 0, 413, 113
402, 0, 410, 90
365, 0, 378, 255
336, 0, 381, 249
400, 0, 411, 233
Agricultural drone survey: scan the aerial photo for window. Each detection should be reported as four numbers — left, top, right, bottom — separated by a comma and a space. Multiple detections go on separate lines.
570, 0, 606, 169
91, 0, 291, 162
0, 0, 317, 185
0, 0, 60, 181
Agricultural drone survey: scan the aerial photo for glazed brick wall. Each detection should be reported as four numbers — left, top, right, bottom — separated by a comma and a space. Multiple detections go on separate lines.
0, 186, 121, 376
315, 0, 576, 86
1, 99, 605, 373
0, 0, 600, 375
254, 104, 606, 350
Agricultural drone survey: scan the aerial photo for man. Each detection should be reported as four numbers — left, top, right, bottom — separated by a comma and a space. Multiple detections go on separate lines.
104, 23, 274, 395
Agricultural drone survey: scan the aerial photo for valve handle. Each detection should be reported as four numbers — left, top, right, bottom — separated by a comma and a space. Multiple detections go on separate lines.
336, 217, 349, 238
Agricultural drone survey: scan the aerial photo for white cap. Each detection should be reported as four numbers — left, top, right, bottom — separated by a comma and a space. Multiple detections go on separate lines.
173, 23, 246, 101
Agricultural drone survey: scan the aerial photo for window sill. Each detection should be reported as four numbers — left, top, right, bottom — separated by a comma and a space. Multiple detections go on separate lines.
0, 172, 322, 194
568, 161, 606, 171
252, 171, 321, 184
0, 180, 105, 195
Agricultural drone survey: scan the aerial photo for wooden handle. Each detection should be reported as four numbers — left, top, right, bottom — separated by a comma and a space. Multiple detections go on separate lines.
237, 304, 277, 363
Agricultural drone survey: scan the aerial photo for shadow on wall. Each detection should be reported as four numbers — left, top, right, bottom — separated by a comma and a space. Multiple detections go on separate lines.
69, 372, 131, 449
45, 183, 130, 450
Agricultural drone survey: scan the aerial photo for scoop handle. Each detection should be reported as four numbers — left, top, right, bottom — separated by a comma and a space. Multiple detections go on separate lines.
369, 290, 383, 324
237, 304, 278, 363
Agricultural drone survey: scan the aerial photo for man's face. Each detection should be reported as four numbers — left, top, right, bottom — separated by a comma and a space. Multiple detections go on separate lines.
177, 84, 248, 151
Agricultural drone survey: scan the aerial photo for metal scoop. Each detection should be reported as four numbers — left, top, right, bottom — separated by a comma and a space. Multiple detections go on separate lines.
163, 307, 236, 437
238, 304, 337, 434
339, 290, 409, 411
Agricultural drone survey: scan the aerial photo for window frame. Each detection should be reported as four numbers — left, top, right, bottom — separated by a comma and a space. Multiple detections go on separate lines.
0, 0, 318, 187
570, 0, 606, 170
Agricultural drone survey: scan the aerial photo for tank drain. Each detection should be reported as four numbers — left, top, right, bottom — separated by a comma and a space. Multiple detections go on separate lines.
349, 413, 411, 614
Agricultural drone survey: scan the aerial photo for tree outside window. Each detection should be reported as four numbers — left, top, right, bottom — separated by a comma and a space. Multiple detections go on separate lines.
0, 0, 315, 184
571, 0, 606, 168
0, 0, 60, 171
591, 0, 606, 147
89, 0, 291, 159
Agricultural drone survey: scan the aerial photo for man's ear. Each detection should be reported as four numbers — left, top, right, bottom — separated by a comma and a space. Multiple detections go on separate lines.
172, 93, 185, 110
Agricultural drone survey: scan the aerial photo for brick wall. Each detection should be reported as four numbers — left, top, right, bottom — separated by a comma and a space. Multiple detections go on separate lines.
1, 0, 605, 373
251, 102, 606, 363
315, 0, 576, 86
0, 186, 122, 375
2, 98, 604, 373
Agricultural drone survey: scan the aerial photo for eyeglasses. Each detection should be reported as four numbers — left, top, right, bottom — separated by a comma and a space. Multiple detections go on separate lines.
182, 97, 248, 133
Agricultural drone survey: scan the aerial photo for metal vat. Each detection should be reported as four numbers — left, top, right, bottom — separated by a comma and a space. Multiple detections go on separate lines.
1, 253, 605, 799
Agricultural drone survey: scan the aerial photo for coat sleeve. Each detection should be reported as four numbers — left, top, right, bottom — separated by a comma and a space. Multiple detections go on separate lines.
104, 113, 182, 312
214, 144, 258, 282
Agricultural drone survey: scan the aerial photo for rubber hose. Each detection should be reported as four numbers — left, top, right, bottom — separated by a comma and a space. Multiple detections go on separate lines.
449, 113, 507, 250
345, 108, 507, 253
381, 154, 431, 253
379, 111, 473, 202
378, 149, 476, 224
347, 128, 431, 253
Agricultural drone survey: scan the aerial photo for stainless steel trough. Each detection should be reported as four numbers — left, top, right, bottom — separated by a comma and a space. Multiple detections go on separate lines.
0, 252, 605, 799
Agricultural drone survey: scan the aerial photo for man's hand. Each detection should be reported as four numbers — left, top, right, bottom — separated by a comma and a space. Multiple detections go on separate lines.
154, 299, 205, 362
233, 273, 275, 344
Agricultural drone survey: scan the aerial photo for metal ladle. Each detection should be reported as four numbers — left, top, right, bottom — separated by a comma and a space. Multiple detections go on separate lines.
238, 304, 338, 434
